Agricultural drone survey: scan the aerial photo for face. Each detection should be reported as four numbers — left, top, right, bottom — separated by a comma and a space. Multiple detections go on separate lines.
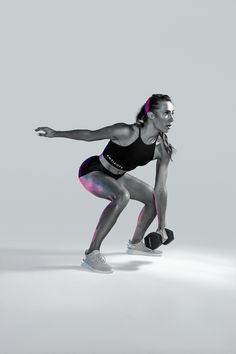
149, 101, 174, 133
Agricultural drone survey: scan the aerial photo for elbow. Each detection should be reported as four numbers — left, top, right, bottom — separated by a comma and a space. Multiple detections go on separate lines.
84, 130, 94, 141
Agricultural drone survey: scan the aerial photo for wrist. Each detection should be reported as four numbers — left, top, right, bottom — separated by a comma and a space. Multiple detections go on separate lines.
54, 131, 63, 137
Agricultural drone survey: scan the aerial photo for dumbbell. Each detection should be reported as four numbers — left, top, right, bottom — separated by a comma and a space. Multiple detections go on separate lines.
144, 228, 174, 250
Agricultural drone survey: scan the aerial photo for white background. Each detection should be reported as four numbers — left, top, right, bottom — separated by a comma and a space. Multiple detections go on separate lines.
0, 1, 235, 354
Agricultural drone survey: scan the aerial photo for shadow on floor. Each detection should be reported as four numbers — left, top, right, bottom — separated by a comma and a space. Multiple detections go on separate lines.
0, 248, 156, 272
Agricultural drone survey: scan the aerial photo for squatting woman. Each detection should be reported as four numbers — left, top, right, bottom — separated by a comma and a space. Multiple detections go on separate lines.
35, 94, 176, 273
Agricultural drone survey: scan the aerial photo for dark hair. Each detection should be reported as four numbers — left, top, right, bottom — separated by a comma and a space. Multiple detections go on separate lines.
135, 94, 176, 161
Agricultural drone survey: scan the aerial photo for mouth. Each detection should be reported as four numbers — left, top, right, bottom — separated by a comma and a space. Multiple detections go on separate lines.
166, 124, 172, 129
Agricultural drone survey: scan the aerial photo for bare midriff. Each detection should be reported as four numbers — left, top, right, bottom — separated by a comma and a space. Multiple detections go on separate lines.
99, 154, 127, 175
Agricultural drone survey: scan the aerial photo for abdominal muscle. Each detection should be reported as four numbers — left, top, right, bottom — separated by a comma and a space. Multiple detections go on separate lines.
99, 154, 126, 175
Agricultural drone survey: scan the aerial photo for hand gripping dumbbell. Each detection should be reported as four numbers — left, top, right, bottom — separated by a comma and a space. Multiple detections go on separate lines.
144, 228, 174, 250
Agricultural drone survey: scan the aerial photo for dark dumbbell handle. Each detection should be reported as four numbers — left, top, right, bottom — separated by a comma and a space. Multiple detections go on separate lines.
162, 228, 174, 245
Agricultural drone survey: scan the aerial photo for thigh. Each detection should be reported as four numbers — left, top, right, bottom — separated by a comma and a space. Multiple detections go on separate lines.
79, 171, 130, 201
117, 173, 155, 205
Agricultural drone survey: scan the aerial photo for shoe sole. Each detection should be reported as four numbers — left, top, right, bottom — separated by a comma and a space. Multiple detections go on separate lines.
81, 260, 114, 273
126, 249, 162, 256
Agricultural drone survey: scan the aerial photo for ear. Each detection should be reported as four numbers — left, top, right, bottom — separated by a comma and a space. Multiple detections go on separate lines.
146, 112, 155, 119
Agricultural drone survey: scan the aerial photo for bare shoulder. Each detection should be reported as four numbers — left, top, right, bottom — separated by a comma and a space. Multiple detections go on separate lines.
112, 123, 145, 146
111, 122, 134, 141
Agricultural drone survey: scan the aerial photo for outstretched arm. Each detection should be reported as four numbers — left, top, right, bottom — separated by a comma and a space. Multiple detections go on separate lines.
54, 129, 91, 140
35, 123, 131, 141
35, 126, 94, 140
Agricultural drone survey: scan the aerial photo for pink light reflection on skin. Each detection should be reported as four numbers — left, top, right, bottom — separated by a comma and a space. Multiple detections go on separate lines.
79, 176, 104, 194
79, 174, 113, 242
94, 184, 103, 193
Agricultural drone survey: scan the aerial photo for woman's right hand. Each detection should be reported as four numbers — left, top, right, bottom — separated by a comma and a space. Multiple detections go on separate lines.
35, 127, 57, 138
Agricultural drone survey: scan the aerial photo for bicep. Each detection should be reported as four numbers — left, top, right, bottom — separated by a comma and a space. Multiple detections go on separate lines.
153, 142, 162, 160
87, 123, 131, 141
154, 158, 169, 190
152, 134, 169, 161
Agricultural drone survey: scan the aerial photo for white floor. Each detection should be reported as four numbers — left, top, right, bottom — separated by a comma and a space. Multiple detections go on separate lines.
0, 246, 236, 354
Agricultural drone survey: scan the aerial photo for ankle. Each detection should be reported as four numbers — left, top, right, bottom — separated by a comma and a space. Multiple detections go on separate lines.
85, 248, 100, 255
130, 239, 141, 245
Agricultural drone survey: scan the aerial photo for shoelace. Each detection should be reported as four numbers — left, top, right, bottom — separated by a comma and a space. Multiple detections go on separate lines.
128, 240, 150, 251
95, 252, 107, 264
128, 240, 161, 254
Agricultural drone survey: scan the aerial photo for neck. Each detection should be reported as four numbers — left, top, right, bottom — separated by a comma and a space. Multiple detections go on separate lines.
141, 120, 162, 139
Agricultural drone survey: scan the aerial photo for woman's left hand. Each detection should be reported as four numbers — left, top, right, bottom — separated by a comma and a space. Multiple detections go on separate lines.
155, 228, 168, 243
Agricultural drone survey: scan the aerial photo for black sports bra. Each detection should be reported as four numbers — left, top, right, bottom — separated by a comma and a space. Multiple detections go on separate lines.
101, 126, 159, 171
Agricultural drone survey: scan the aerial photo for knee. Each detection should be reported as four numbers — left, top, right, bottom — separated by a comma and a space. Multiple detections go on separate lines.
114, 189, 130, 207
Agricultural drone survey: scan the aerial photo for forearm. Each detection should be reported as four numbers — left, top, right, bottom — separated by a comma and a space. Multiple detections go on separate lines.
54, 129, 91, 140
154, 188, 167, 230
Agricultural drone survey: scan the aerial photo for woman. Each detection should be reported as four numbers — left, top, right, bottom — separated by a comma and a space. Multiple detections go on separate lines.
35, 94, 176, 274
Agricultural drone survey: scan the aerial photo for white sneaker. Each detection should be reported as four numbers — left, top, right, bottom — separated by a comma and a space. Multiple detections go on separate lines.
126, 240, 162, 256
81, 250, 114, 273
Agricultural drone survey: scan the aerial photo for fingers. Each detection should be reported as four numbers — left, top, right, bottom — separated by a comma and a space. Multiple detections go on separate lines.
34, 128, 46, 137
162, 230, 168, 242
157, 229, 168, 242
35, 127, 49, 132
35, 127, 47, 137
